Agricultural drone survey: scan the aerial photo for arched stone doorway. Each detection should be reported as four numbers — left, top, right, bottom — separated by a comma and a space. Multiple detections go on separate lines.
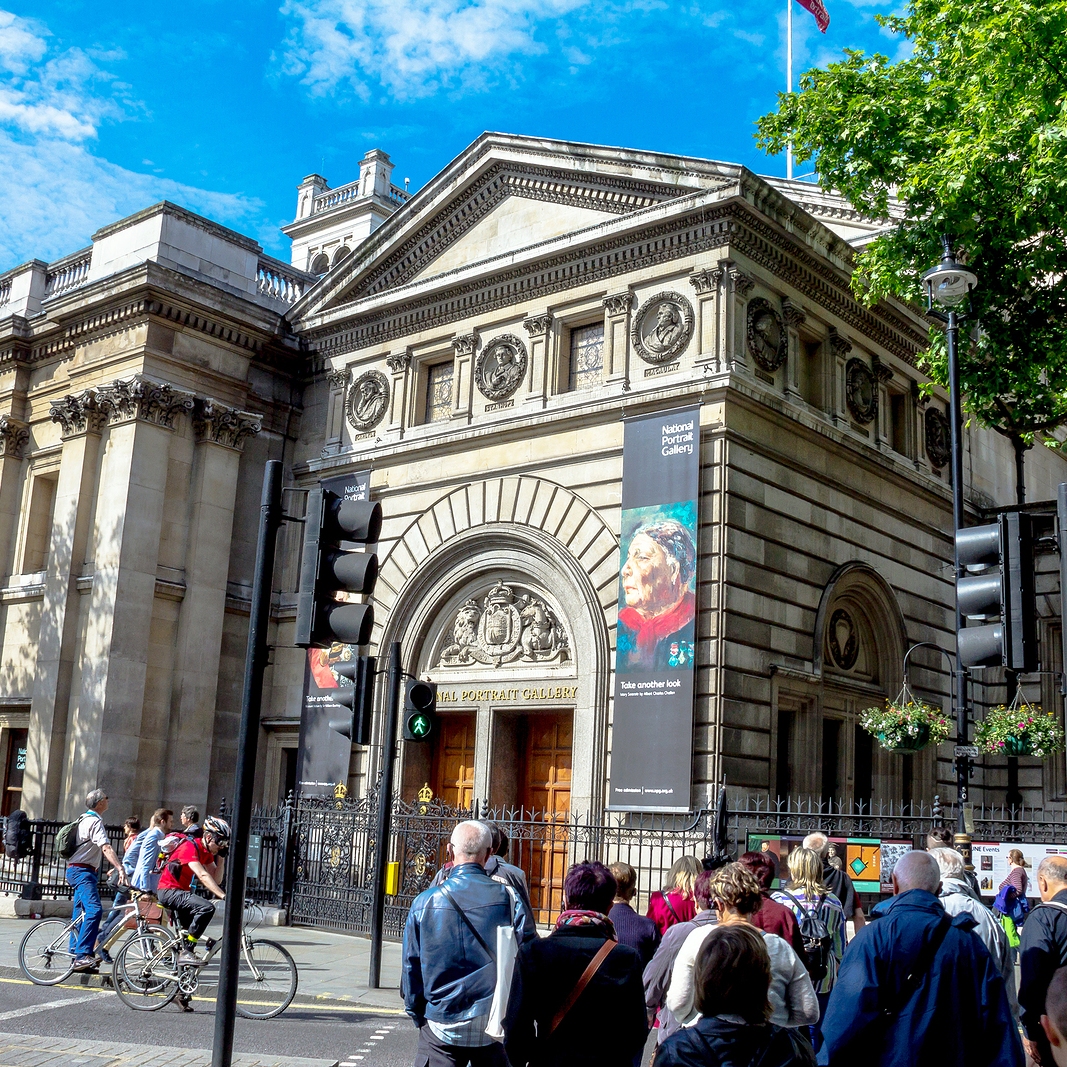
774, 562, 928, 807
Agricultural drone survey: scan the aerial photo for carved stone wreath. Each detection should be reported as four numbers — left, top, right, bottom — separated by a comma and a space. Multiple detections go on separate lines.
631, 292, 694, 365
346, 370, 390, 432
746, 297, 787, 372
925, 407, 951, 469
475, 334, 528, 401
827, 608, 859, 671
845, 358, 878, 425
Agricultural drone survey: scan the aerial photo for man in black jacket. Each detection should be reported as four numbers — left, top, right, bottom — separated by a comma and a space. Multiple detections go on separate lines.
506, 861, 648, 1067
1020, 856, 1067, 1064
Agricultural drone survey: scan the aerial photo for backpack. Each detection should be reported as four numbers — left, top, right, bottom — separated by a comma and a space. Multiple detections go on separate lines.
54, 813, 93, 860
783, 891, 833, 983
156, 832, 192, 879
3, 809, 32, 860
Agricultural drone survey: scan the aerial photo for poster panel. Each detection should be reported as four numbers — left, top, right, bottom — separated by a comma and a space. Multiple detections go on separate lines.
608, 407, 700, 812
296, 470, 371, 797
746, 833, 911, 893
972, 841, 1067, 898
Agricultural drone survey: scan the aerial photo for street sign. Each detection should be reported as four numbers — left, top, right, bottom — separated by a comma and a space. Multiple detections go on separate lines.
955, 745, 981, 759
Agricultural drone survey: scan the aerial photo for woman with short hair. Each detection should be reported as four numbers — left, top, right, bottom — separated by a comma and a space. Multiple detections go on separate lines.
666, 863, 817, 1030
654, 925, 816, 1067
507, 861, 649, 1067
647, 855, 703, 934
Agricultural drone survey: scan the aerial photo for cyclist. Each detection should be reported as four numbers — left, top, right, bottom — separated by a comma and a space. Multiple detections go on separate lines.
156, 815, 229, 965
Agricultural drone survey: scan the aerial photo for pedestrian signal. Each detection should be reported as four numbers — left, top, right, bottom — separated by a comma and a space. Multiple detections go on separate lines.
327, 655, 376, 747
403, 680, 438, 742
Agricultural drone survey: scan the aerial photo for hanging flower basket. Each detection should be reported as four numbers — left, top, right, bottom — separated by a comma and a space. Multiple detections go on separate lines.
861, 685, 951, 755
974, 697, 1066, 759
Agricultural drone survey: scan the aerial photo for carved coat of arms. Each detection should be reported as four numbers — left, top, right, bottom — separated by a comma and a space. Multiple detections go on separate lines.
438, 582, 569, 667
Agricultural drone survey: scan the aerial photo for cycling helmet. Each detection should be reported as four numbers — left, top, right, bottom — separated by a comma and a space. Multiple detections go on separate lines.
202, 816, 230, 842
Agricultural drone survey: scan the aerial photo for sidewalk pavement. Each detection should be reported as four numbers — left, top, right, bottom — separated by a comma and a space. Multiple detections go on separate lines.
0, 912, 405, 1012
0, 1032, 341, 1067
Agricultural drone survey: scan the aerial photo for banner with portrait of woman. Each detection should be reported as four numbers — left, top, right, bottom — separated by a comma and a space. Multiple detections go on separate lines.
609, 406, 700, 812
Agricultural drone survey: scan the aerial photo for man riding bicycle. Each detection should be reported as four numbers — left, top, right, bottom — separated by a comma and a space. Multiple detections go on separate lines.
156, 815, 229, 965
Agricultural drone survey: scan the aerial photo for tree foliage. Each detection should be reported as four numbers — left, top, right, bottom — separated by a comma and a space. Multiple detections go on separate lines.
757, 0, 1067, 447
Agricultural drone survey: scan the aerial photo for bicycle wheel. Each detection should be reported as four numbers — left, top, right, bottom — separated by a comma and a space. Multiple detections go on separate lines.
235, 938, 298, 1020
112, 931, 179, 1010
19, 919, 77, 985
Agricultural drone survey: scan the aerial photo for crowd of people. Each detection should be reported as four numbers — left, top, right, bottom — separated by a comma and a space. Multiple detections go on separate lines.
60, 791, 229, 976
402, 822, 1067, 1067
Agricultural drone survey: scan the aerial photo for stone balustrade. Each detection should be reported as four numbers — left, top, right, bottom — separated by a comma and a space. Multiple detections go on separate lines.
256, 255, 314, 306
0, 277, 11, 309
44, 249, 92, 298
312, 180, 410, 215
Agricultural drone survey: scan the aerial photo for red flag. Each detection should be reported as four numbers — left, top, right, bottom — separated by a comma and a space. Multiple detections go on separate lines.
795, 0, 830, 32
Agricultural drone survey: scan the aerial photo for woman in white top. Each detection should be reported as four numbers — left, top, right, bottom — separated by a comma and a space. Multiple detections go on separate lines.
666, 862, 819, 1030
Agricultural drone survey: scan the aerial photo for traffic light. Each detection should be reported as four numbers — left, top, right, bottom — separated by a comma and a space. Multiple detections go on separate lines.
403, 680, 438, 742
327, 655, 376, 746
956, 511, 1037, 671
295, 488, 381, 648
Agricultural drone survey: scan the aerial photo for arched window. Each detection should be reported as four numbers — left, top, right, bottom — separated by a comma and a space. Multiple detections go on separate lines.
332, 246, 351, 266
310, 253, 330, 275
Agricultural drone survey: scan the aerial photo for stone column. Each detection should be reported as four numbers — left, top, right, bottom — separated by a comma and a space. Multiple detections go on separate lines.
0, 416, 29, 575
22, 393, 106, 818
386, 351, 411, 435
451, 334, 477, 419
61, 378, 194, 817
828, 328, 852, 426
163, 400, 260, 810
717, 259, 754, 373
602, 293, 632, 390
522, 314, 552, 407
689, 269, 722, 372
872, 354, 893, 448
323, 369, 348, 455
781, 298, 806, 401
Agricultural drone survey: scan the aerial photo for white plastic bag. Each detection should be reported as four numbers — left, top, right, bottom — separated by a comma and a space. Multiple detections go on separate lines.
485, 887, 520, 1042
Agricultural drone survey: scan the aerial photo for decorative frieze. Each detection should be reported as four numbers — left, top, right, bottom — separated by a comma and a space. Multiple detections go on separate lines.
192, 398, 262, 450
0, 416, 29, 459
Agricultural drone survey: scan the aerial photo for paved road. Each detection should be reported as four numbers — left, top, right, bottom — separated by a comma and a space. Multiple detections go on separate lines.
0, 973, 419, 1067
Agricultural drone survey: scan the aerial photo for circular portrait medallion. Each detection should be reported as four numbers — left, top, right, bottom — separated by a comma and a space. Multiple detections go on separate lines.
631, 292, 695, 365
746, 297, 787, 372
346, 370, 390, 432
925, 407, 950, 469
475, 334, 528, 401
845, 358, 878, 424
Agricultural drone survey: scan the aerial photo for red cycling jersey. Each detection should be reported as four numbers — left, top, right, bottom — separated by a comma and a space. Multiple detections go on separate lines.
157, 837, 213, 892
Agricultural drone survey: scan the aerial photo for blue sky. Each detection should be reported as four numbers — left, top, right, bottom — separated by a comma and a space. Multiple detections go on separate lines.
0, 0, 902, 271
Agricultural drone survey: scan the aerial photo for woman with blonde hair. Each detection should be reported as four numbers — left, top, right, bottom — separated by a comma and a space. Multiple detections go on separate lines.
772, 847, 847, 1051
666, 863, 817, 1031
647, 855, 702, 934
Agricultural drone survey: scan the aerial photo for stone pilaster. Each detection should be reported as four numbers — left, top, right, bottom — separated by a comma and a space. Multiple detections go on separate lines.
717, 259, 754, 373
522, 313, 552, 408
828, 328, 852, 425
0, 416, 29, 577
22, 394, 106, 817
163, 400, 261, 808
781, 298, 806, 401
689, 269, 722, 371
323, 368, 349, 455
602, 293, 632, 390
451, 333, 477, 420
386, 351, 411, 435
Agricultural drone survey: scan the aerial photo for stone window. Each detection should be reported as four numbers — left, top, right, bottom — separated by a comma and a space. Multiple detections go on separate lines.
310, 252, 330, 275
332, 246, 351, 267
798, 337, 824, 409
886, 389, 911, 458
567, 323, 604, 392
20, 472, 57, 575
425, 361, 454, 423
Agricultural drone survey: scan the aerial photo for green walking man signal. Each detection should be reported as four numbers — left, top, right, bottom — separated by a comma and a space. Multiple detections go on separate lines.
403, 680, 438, 742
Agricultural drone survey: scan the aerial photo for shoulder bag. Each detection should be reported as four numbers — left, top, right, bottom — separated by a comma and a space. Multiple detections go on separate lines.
547, 937, 617, 1037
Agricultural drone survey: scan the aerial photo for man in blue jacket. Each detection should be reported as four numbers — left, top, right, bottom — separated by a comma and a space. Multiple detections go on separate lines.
818, 850, 1021, 1067
402, 820, 533, 1066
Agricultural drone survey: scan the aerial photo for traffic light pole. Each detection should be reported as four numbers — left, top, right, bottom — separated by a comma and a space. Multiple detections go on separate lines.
368, 640, 402, 989
212, 460, 283, 1067
947, 308, 973, 848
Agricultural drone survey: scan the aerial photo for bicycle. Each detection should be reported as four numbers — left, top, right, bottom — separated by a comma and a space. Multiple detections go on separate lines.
111, 902, 298, 1019
18, 890, 170, 986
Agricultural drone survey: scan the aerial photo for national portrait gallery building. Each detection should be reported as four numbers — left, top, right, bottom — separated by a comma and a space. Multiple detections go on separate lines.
1, 134, 1065, 823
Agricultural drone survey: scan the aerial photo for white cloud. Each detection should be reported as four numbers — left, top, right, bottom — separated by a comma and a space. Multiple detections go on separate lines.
0, 10, 259, 271
279, 0, 591, 98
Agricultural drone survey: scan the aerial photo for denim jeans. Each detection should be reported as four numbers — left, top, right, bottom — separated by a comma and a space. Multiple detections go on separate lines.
66, 865, 102, 959
97, 888, 131, 948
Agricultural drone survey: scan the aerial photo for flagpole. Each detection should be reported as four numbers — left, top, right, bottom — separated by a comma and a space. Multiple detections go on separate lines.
786, 0, 793, 179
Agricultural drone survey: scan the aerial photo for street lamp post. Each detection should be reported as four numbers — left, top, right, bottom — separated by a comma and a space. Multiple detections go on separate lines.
922, 237, 978, 849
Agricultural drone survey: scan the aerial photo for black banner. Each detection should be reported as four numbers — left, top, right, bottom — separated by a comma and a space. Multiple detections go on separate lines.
608, 407, 700, 812
295, 470, 371, 796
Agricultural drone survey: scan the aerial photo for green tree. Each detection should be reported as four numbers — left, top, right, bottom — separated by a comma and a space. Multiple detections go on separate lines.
757, 0, 1067, 485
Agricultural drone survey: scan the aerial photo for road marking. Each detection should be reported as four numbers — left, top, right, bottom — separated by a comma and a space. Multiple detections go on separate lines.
0, 990, 105, 1021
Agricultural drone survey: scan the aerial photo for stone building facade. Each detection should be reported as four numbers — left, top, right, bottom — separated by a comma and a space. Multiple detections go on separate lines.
1, 133, 1065, 822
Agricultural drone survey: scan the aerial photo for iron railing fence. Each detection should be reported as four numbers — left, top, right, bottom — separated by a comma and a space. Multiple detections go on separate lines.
0, 817, 125, 899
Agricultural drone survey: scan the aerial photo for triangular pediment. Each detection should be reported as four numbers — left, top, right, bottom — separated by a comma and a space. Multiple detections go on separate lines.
292, 136, 743, 320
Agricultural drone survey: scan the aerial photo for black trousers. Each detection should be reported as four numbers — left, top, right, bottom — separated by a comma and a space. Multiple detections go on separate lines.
158, 888, 215, 939
414, 1025, 507, 1067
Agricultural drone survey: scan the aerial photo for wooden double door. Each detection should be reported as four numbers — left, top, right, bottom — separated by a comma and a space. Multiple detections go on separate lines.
431, 710, 572, 923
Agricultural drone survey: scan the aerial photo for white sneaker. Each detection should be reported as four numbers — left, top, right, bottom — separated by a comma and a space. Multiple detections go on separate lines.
177, 948, 199, 966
